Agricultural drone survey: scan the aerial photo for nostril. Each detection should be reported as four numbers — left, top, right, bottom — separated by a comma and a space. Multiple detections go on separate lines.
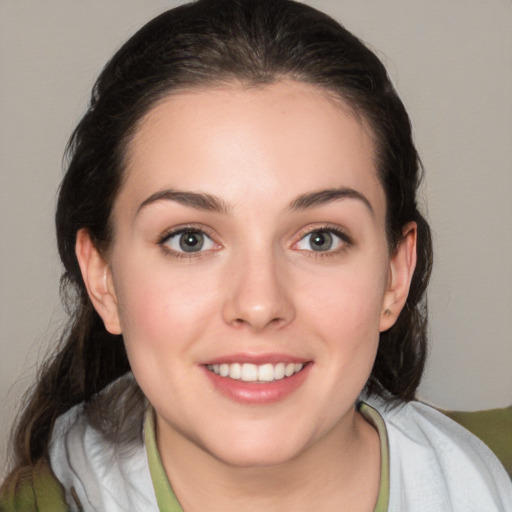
230, 315, 287, 331
221, 269, 296, 331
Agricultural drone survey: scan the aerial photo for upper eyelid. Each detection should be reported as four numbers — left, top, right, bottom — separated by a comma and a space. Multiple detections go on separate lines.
157, 226, 220, 259
292, 227, 353, 258
155, 222, 352, 248
157, 224, 218, 244
294, 224, 352, 243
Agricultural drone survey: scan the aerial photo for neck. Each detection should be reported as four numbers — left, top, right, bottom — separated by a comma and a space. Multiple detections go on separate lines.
156, 408, 381, 512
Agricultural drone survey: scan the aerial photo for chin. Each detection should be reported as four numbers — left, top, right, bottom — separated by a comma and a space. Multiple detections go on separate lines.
212, 446, 300, 469
201, 427, 312, 469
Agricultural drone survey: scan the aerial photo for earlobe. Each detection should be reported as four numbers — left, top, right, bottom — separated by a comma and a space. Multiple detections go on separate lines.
379, 222, 417, 332
75, 229, 122, 335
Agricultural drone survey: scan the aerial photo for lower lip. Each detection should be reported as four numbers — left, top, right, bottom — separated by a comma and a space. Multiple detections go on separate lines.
202, 364, 311, 405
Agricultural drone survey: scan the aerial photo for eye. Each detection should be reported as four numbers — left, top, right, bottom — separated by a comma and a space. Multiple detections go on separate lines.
160, 229, 216, 254
295, 228, 349, 252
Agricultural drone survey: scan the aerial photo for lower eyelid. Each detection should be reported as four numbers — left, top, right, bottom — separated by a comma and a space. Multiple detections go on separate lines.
294, 227, 352, 250
164, 232, 215, 251
296, 234, 341, 251
156, 225, 351, 258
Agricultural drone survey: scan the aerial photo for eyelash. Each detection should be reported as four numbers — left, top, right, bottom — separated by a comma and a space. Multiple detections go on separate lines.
157, 225, 219, 260
293, 224, 353, 258
156, 223, 353, 260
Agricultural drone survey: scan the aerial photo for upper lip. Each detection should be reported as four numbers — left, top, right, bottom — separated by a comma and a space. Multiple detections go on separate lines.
202, 353, 311, 365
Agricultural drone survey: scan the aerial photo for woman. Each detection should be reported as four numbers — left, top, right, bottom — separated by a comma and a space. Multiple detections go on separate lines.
1, 0, 511, 510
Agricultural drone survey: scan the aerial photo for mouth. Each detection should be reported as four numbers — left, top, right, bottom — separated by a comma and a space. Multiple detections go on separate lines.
206, 362, 305, 383
202, 357, 311, 404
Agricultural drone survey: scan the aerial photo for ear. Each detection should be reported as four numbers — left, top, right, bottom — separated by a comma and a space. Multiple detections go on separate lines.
379, 222, 417, 332
75, 229, 122, 335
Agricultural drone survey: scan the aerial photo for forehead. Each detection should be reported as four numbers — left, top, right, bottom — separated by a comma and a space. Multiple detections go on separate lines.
117, 80, 384, 221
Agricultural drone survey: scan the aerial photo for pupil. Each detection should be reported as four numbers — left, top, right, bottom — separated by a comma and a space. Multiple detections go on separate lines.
311, 231, 332, 251
179, 232, 204, 252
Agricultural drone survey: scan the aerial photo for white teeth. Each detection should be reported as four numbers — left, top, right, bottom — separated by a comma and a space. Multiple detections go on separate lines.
207, 361, 305, 382
258, 363, 274, 382
229, 362, 241, 379
274, 362, 285, 380
241, 363, 258, 382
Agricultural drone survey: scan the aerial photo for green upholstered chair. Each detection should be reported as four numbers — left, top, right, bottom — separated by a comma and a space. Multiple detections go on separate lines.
442, 405, 512, 479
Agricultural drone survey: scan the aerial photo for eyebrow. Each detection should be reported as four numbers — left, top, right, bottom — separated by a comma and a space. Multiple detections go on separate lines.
137, 186, 373, 216
287, 187, 374, 215
137, 189, 229, 215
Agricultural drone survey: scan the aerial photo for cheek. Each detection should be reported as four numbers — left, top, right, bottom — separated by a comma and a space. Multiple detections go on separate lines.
298, 258, 387, 374
112, 257, 222, 362
302, 261, 387, 330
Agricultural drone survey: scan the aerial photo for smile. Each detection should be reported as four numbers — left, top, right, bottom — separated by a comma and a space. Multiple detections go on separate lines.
206, 362, 304, 382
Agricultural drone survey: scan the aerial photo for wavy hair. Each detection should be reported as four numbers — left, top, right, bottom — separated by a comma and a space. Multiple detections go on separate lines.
5, 0, 432, 481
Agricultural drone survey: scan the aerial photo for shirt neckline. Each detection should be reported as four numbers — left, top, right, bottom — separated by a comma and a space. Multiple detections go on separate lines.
358, 401, 390, 512
144, 401, 390, 511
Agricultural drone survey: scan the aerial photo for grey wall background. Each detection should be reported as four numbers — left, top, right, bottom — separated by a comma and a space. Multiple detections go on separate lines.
1, 0, 511, 472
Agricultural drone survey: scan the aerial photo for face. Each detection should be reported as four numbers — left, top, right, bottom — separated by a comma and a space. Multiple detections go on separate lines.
80, 81, 413, 468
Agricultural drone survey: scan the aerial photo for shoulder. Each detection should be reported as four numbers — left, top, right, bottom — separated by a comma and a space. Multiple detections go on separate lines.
0, 461, 69, 512
48, 376, 158, 511
366, 397, 512, 511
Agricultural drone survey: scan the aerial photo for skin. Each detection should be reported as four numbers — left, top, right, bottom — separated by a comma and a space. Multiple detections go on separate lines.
76, 80, 416, 511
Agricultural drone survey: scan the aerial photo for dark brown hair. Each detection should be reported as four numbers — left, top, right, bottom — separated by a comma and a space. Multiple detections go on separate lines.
5, 0, 432, 481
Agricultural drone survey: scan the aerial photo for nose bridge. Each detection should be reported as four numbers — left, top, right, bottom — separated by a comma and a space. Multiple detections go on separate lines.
222, 241, 294, 331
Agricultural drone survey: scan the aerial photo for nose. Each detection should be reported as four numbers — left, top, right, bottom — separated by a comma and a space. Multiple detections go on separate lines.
221, 248, 295, 332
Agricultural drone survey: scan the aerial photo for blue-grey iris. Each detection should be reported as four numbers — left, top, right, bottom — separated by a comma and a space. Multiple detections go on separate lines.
179, 232, 204, 252
310, 231, 333, 251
